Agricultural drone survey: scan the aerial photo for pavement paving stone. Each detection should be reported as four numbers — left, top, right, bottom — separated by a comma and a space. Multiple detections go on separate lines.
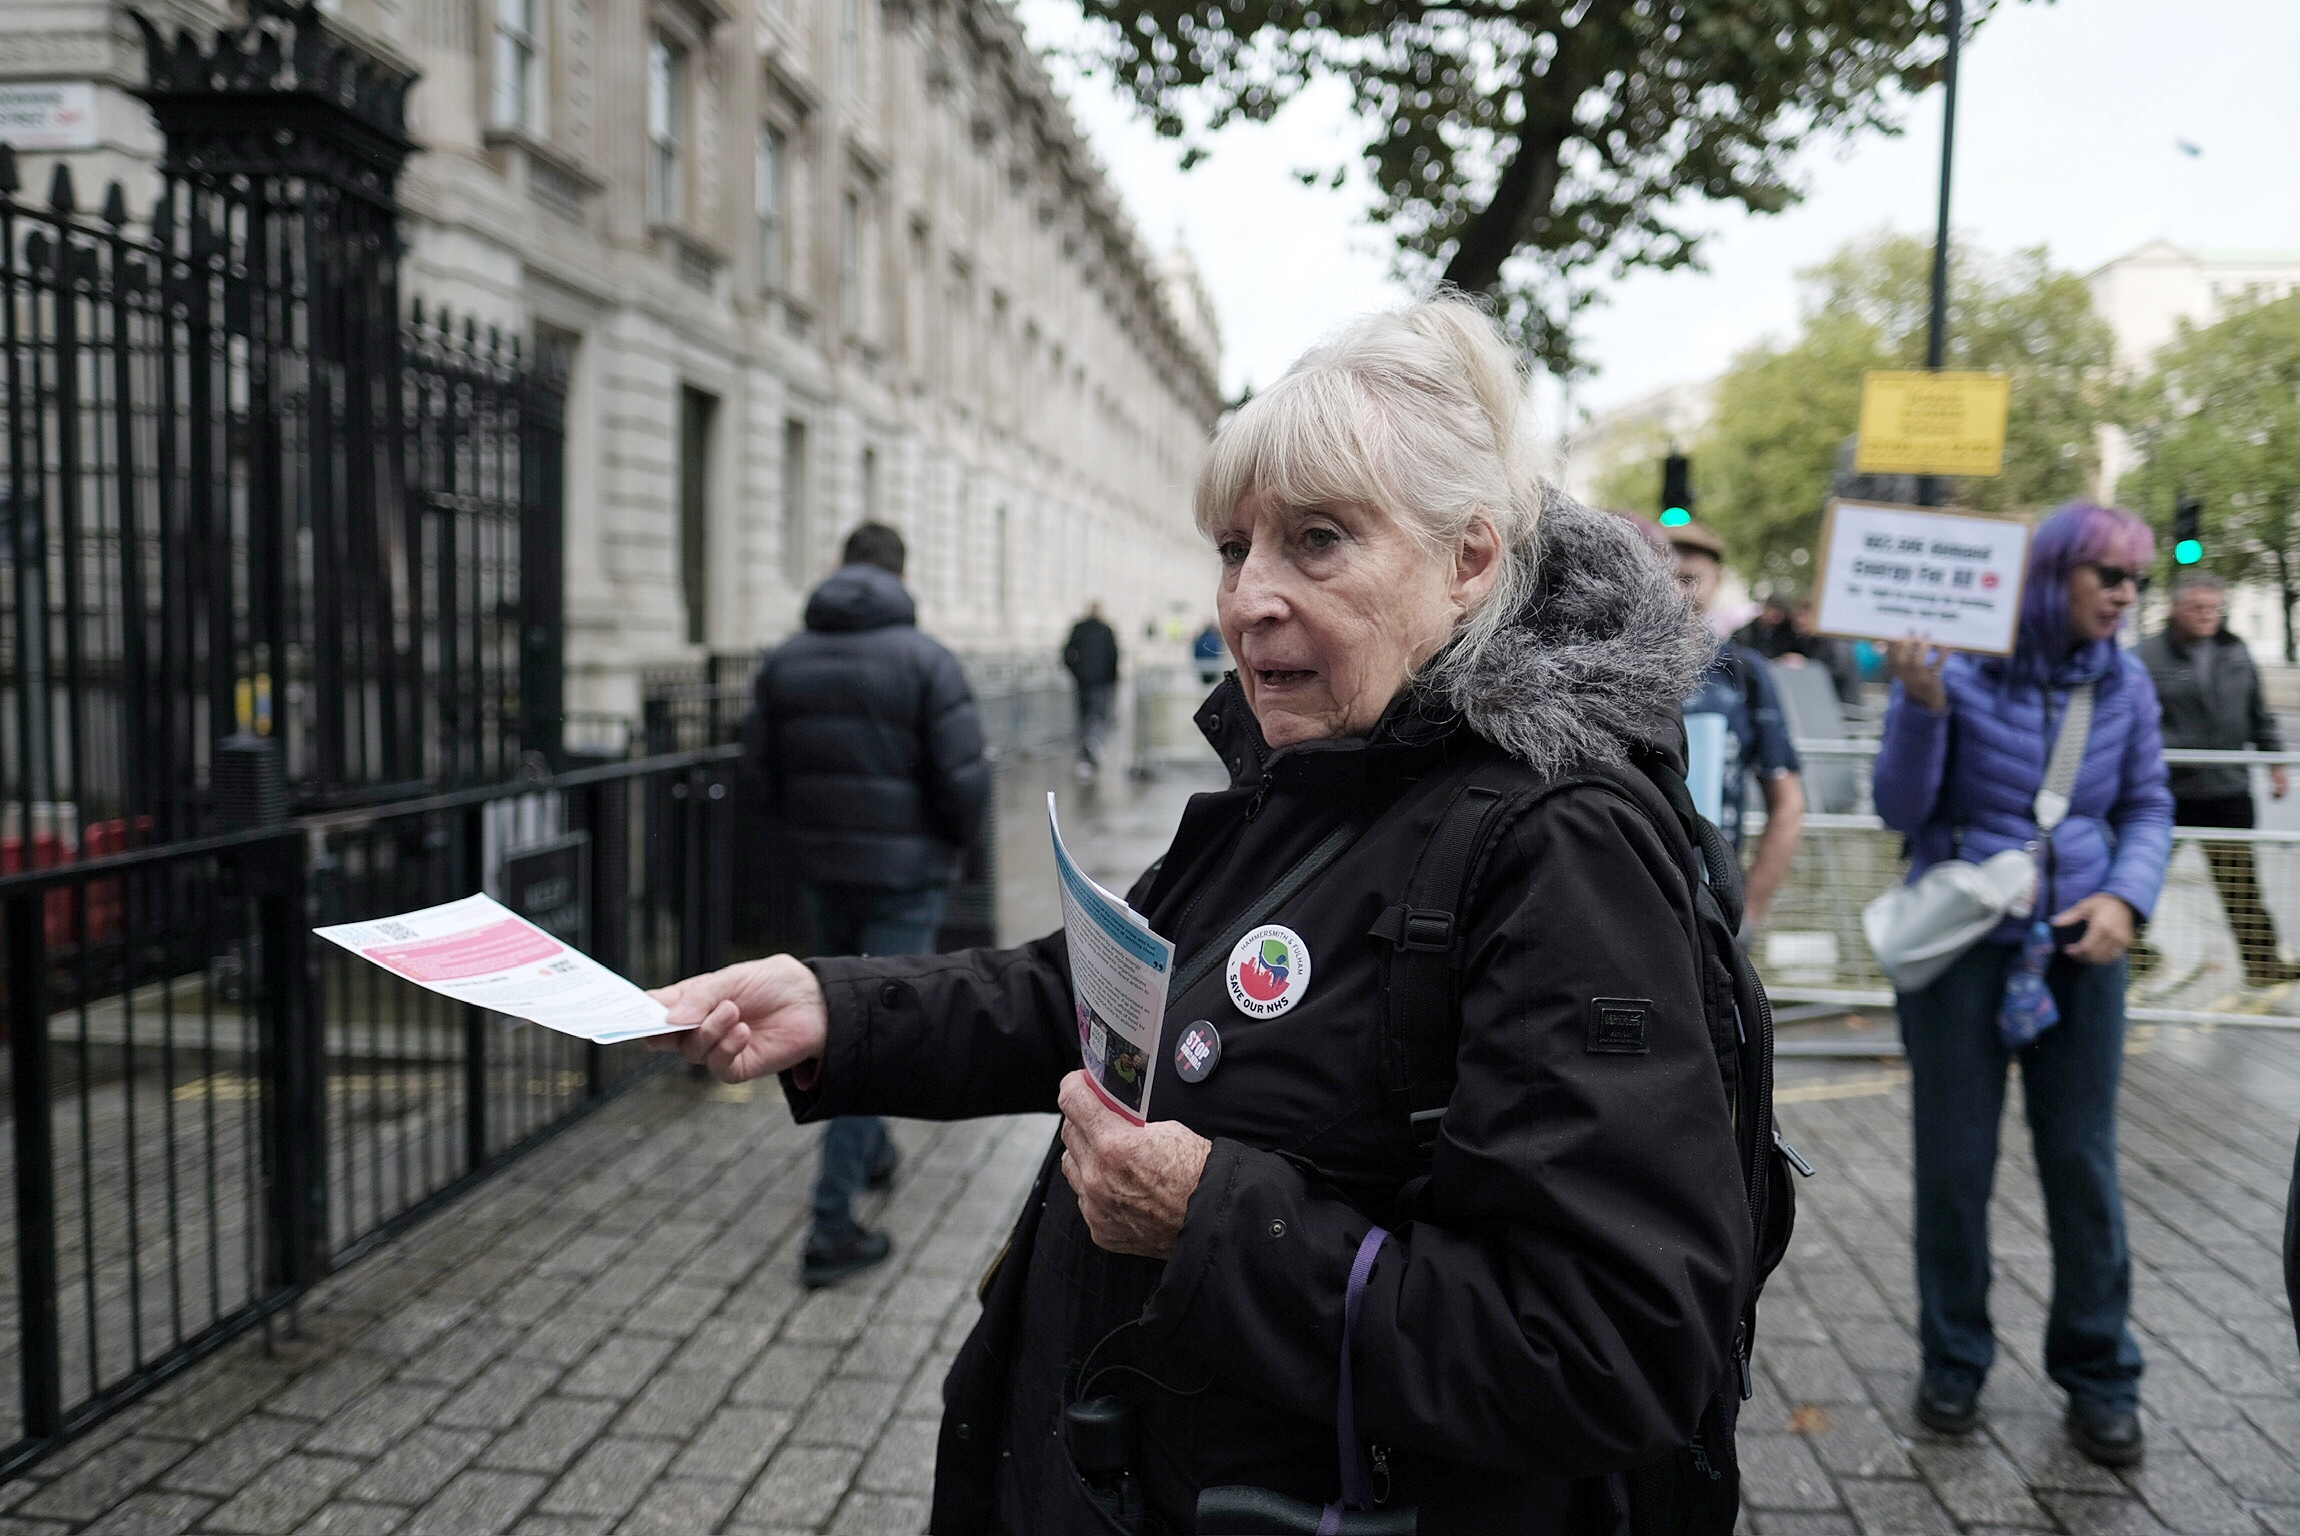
856, 1418, 939, 1499
471, 1399, 618, 1478
2178, 1421, 2300, 1505
665, 1408, 794, 1485
610, 1477, 744, 1535
730, 1446, 862, 1532
787, 1379, 902, 1452
498, 1519, 605, 1536
336, 1429, 487, 1508
556, 1334, 681, 1403
2033, 1492, 2174, 1535
138, 1371, 285, 1445
2256, 1508, 2300, 1536
1750, 1516, 1856, 1536
1786, 1404, 1913, 1482
505, 1311, 619, 1371
838, 1324, 939, 1382
431, 1362, 560, 1434
18, 1441, 194, 1523
158, 1417, 309, 1498
196, 1453, 359, 1536
1739, 1432, 1842, 1513
1836, 1477, 1958, 1535
282, 1504, 404, 1536
607, 1369, 737, 1440
398, 1470, 543, 1536
265, 1359, 398, 1425
729, 1345, 841, 1411
824, 1491, 927, 1535
74, 1494, 211, 1536
1907, 1440, 2054, 1529
532, 1437, 677, 1520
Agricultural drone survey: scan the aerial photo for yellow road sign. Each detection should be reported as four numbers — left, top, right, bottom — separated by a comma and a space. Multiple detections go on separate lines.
1854, 370, 2011, 478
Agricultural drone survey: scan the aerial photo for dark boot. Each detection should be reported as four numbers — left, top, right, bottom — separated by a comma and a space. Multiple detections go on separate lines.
803, 1227, 892, 1290
1914, 1375, 1980, 1436
2066, 1398, 2143, 1467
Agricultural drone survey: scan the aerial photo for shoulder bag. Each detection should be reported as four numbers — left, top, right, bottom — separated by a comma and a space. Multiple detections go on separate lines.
1862, 681, 2095, 993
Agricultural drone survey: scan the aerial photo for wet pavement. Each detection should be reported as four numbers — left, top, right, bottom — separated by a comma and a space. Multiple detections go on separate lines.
10, 753, 2300, 1535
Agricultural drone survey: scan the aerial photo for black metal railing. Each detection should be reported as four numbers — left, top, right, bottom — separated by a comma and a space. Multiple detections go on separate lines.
2, 0, 567, 859
0, 746, 735, 1473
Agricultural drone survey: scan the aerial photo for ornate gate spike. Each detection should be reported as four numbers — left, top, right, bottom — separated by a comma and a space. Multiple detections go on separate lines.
48, 162, 76, 214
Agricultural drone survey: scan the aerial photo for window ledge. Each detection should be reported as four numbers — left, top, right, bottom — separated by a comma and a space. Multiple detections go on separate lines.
484, 128, 602, 187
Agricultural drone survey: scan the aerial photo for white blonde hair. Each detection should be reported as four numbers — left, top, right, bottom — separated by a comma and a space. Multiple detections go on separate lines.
1193, 297, 1544, 677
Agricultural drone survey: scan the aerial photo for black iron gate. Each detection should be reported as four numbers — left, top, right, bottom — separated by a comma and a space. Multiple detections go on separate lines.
2, 0, 567, 860
0, 0, 626, 1475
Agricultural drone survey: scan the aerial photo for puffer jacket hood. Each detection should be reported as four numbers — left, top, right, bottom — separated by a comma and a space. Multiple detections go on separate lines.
804, 562, 916, 633
1424, 489, 1714, 780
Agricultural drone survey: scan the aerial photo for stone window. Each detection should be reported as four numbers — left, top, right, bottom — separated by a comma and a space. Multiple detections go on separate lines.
646, 32, 687, 226
780, 418, 811, 586
493, 0, 544, 133
756, 127, 785, 293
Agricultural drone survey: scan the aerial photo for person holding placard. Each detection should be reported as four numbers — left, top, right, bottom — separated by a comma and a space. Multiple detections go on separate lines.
1872, 503, 2172, 1466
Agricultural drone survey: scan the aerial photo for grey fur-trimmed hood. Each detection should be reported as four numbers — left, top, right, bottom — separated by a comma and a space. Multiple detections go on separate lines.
1424, 488, 1715, 780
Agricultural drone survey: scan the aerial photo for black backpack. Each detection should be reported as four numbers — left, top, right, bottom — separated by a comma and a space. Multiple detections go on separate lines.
1370, 749, 1806, 1535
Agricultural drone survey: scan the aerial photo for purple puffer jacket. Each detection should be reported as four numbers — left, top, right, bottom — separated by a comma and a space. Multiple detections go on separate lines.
1873, 639, 2173, 943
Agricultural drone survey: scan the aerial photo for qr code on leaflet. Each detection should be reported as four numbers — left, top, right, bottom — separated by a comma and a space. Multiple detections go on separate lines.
374, 920, 417, 941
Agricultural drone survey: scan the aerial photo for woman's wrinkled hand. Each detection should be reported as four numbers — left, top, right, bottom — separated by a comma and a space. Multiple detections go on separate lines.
644, 956, 828, 1083
1057, 1072, 1212, 1259
2051, 893, 2138, 966
1887, 635, 1950, 712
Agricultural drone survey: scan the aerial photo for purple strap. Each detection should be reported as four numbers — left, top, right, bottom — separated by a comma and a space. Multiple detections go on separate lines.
1325, 1225, 1390, 1521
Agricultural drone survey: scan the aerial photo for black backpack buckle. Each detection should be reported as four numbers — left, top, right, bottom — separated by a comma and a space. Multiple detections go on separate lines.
1399, 907, 1454, 951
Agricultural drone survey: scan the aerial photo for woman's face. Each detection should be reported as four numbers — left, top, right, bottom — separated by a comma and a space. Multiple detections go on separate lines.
1213, 490, 1501, 748
2066, 553, 2145, 644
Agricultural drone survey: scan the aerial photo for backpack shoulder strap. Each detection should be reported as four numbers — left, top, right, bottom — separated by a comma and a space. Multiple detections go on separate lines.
1369, 768, 1607, 1153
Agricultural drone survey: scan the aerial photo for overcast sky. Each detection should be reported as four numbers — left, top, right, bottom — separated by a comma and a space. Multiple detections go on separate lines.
1014, 0, 2300, 425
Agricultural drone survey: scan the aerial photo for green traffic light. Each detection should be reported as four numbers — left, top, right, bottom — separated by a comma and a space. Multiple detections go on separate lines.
2175, 538, 2203, 565
1660, 507, 1691, 527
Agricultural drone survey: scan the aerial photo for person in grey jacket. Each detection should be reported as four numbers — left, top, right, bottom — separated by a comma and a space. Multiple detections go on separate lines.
745, 522, 990, 1285
2137, 571, 2298, 988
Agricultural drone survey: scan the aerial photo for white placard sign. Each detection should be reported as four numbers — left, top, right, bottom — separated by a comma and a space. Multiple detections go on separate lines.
0, 83, 99, 151
1813, 500, 2031, 656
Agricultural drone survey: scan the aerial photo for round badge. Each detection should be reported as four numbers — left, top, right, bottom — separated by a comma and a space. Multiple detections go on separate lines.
1225, 924, 1312, 1019
1174, 1020, 1222, 1083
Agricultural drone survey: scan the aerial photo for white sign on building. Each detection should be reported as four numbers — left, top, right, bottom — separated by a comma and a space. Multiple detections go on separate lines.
0, 82, 99, 151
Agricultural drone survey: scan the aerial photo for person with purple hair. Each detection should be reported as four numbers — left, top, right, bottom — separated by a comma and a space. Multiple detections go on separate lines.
1872, 501, 2173, 1467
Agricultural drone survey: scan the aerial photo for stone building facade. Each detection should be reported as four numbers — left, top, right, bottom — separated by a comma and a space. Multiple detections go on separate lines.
3, 0, 1225, 721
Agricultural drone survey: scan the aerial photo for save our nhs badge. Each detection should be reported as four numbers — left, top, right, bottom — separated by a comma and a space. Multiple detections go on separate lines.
1226, 924, 1311, 1019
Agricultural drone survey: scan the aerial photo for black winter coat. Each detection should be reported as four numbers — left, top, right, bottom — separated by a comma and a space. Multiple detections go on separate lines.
1065, 616, 1121, 688
746, 564, 989, 892
784, 502, 1751, 1534
2136, 626, 2281, 804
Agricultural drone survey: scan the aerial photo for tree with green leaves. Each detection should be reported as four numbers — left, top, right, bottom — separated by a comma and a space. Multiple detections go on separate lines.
2118, 293, 2300, 661
1065, 0, 2014, 377
1692, 231, 2114, 583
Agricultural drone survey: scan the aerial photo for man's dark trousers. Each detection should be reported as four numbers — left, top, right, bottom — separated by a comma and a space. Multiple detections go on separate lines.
1899, 943, 2144, 1412
2177, 793, 2289, 985
804, 885, 946, 1239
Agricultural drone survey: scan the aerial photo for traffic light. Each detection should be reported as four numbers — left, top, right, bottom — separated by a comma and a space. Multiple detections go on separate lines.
2172, 496, 2203, 566
1660, 453, 1693, 527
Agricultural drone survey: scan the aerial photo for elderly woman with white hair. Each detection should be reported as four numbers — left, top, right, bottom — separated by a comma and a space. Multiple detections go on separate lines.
651, 301, 1756, 1534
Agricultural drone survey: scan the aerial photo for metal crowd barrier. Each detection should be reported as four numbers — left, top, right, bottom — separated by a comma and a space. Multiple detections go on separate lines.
0, 747, 739, 1475
1761, 743, 2300, 1028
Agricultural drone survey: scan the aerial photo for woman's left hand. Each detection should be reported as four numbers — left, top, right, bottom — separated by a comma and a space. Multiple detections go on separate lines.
1058, 1072, 1212, 1259
2050, 892, 2138, 965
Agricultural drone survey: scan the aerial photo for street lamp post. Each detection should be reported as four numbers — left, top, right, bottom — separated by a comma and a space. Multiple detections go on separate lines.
1920, 0, 1962, 508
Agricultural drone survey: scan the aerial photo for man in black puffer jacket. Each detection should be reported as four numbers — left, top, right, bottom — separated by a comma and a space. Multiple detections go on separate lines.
745, 522, 989, 1286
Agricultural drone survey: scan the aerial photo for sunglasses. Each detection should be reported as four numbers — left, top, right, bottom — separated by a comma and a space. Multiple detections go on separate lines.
2087, 563, 2152, 595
